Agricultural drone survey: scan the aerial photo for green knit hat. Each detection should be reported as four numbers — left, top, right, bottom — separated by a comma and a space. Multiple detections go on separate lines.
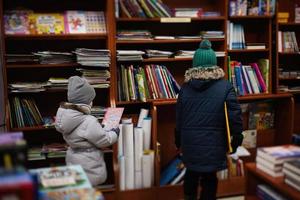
192, 39, 217, 68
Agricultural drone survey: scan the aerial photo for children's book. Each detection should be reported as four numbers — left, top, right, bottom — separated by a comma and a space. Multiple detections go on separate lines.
29, 13, 65, 34
102, 107, 124, 130
29, 165, 91, 192
64, 11, 87, 33
4, 10, 32, 34
85, 11, 106, 33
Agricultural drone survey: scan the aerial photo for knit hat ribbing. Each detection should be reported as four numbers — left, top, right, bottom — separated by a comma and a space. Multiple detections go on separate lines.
192, 39, 217, 68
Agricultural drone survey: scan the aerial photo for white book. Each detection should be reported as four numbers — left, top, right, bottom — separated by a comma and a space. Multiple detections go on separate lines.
256, 156, 282, 172
241, 65, 253, 94
257, 163, 284, 177
245, 65, 260, 94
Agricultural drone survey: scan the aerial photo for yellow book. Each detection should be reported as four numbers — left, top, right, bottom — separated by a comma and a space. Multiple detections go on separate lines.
224, 102, 233, 154
29, 13, 65, 35
278, 12, 289, 18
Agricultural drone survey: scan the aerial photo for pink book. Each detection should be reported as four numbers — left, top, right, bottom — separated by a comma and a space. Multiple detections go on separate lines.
251, 63, 267, 93
102, 107, 124, 130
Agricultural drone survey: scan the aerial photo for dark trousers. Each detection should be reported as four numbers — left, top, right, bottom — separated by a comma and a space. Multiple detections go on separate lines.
183, 169, 218, 200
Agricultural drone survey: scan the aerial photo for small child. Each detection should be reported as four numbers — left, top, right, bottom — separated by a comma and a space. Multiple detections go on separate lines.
175, 40, 243, 200
55, 76, 119, 186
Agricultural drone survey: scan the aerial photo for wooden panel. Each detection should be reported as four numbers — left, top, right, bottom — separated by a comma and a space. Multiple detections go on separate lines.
117, 188, 156, 200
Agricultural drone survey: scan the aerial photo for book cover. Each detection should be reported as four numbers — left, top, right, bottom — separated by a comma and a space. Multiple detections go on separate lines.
4, 10, 32, 35
85, 11, 106, 33
242, 129, 257, 148
160, 156, 184, 186
248, 102, 274, 130
29, 13, 65, 35
64, 11, 87, 34
102, 107, 124, 130
29, 165, 92, 192
251, 63, 267, 93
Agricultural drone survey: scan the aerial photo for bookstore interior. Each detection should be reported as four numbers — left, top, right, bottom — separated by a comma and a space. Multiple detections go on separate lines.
2, 0, 300, 199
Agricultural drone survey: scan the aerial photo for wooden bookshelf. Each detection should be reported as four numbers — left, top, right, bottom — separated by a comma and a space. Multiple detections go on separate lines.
5, 33, 108, 40
245, 163, 300, 200
6, 63, 81, 69
117, 16, 226, 22
229, 15, 273, 19
116, 38, 225, 44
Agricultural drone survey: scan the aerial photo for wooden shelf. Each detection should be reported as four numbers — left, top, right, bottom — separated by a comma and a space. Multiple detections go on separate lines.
118, 57, 225, 63
228, 49, 269, 53
229, 15, 273, 19
116, 98, 177, 106
246, 163, 300, 200
238, 93, 292, 101
10, 126, 55, 131
5, 33, 107, 40
6, 63, 80, 69
116, 38, 224, 44
278, 22, 300, 26
278, 52, 300, 55
117, 16, 226, 22
279, 77, 300, 81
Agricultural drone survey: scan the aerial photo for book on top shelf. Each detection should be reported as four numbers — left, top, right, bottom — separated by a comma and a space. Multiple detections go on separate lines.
4, 10, 32, 35
29, 13, 65, 35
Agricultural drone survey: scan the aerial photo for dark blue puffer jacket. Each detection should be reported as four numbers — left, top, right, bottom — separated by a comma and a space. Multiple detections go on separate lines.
175, 78, 243, 172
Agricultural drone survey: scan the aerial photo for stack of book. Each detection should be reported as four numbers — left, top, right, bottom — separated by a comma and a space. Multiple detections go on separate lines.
117, 50, 145, 61
41, 143, 68, 158
77, 68, 110, 88
117, 30, 152, 40
5, 54, 38, 63
256, 145, 300, 177
173, 50, 194, 58
74, 48, 110, 67
256, 184, 288, 199
173, 8, 203, 17
28, 146, 45, 160
47, 77, 69, 89
283, 159, 300, 192
200, 31, 224, 39
33, 51, 74, 64
9, 82, 47, 93
144, 49, 172, 58
246, 43, 266, 50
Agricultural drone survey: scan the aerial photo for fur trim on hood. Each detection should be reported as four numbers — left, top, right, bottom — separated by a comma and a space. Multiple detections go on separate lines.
184, 66, 225, 82
60, 102, 91, 115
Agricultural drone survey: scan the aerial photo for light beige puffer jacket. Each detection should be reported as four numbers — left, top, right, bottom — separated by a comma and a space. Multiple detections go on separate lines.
55, 102, 118, 186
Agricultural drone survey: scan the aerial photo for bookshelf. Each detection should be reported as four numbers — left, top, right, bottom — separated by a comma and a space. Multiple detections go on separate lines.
275, 0, 300, 134
0, 0, 117, 192
0, 0, 297, 199
245, 163, 300, 200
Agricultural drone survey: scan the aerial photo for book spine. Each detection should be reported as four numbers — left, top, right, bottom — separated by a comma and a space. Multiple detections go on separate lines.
251, 63, 267, 93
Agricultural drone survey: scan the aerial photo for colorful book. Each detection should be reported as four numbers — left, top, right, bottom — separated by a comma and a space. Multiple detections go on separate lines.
160, 156, 184, 186
64, 11, 87, 33
102, 107, 124, 130
29, 13, 65, 34
4, 10, 32, 34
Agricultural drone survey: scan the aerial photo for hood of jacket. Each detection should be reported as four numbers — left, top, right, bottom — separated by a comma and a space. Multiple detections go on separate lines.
55, 102, 92, 135
184, 66, 225, 91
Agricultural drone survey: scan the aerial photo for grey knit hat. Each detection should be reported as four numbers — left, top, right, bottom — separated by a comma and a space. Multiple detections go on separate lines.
67, 76, 95, 105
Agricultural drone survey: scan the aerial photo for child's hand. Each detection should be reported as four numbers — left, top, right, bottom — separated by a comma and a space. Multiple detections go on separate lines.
110, 127, 120, 136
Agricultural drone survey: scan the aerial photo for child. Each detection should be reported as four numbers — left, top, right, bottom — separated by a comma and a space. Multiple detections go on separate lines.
175, 40, 243, 200
55, 76, 119, 186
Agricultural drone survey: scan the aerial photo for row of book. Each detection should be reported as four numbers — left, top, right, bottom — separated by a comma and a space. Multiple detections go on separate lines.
117, 49, 225, 61
278, 31, 299, 53
4, 10, 106, 35
229, 0, 275, 16
228, 59, 269, 96
9, 96, 43, 128
117, 30, 224, 40
6, 48, 111, 67
119, 0, 172, 18
279, 68, 300, 79
8, 96, 107, 128
256, 145, 300, 178
118, 64, 180, 102
28, 143, 67, 161
256, 184, 288, 200
283, 159, 300, 192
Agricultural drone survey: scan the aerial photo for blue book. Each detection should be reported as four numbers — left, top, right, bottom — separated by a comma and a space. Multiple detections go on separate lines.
234, 66, 244, 96
160, 156, 184, 186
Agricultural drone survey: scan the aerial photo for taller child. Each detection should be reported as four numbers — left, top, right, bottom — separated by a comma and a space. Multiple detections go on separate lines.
175, 40, 243, 200
55, 76, 119, 186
